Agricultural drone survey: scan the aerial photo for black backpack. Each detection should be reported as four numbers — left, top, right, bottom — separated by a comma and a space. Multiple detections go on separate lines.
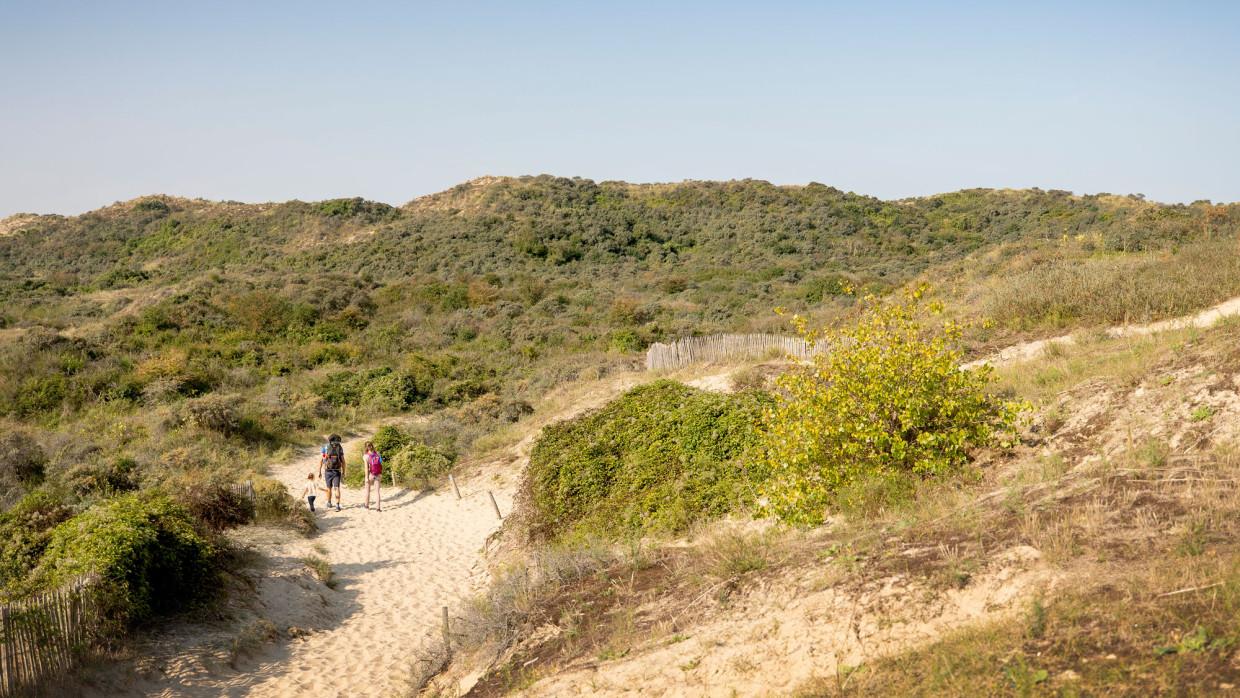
324, 441, 344, 471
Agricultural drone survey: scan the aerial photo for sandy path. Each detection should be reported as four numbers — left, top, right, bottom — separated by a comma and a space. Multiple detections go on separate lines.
967, 293, 1240, 368
75, 429, 514, 698
240, 433, 513, 698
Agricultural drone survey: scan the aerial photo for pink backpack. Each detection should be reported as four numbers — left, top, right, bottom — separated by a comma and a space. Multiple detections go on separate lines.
366, 451, 382, 475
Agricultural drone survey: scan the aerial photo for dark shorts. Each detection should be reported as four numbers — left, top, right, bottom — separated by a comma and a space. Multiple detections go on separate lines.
324, 470, 341, 488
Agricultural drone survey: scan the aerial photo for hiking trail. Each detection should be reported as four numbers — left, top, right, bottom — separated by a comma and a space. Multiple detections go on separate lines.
74, 293, 1240, 696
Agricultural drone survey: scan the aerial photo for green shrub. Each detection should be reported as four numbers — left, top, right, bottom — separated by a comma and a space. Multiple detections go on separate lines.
525, 380, 772, 541
608, 329, 643, 353
132, 198, 170, 214
314, 370, 368, 407
316, 368, 425, 410
758, 287, 1025, 526
361, 372, 423, 411
62, 457, 140, 498
33, 492, 217, 624
12, 374, 66, 417
0, 489, 74, 590
372, 425, 411, 455
389, 442, 454, 488
343, 451, 367, 489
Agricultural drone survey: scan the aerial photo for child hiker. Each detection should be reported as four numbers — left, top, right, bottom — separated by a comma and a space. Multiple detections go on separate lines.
301, 472, 318, 512
364, 441, 383, 511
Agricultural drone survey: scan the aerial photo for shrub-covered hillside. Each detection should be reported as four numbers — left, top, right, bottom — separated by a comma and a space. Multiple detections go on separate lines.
0, 176, 1237, 621
4, 178, 1238, 425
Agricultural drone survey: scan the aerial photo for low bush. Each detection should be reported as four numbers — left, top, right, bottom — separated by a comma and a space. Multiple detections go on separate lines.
62, 457, 140, 498
361, 372, 423, 412
182, 482, 256, 531
0, 489, 74, 590
759, 287, 1025, 526
389, 442, 454, 488
254, 476, 315, 534
33, 492, 217, 624
182, 394, 241, 436
457, 395, 534, 425
372, 425, 410, 455
0, 431, 47, 499
525, 380, 772, 541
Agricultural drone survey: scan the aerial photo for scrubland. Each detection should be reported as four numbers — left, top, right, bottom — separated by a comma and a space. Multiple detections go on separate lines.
2, 177, 1239, 695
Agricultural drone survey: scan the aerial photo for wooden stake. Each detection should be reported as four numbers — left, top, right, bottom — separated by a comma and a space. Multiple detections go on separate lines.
488, 491, 502, 520
441, 606, 451, 653
449, 474, 461, 500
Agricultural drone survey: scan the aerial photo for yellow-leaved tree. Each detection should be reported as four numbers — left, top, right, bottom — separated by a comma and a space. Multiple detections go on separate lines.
759, 286, 1025, 525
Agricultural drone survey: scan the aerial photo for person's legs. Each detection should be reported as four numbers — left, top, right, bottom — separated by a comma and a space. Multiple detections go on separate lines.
324, 470, 341, 508
307, 495, 316, 512
375, 478, 381, 511
364, 474, 372, 509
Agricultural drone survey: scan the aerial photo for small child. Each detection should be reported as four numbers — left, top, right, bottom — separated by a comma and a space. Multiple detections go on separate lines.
301, 472, 318, 512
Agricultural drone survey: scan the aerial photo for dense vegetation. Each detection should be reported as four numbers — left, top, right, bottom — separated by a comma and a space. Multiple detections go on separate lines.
1, 175, 1238, 618
524, 380, 772, 540
760, 289, 1024, 525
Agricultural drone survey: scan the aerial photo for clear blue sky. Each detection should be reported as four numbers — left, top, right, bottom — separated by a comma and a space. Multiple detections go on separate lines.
2, 1, 1238, 217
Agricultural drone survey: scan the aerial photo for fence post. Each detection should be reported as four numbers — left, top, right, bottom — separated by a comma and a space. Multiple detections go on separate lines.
488, 491, 502, 520
1, 606, 11, 695
441, 606, 451, 653
449, 474, 461, 500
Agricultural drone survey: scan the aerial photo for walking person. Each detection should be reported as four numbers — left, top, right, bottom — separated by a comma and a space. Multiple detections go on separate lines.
364, 441, 383, 511
301, 472, 318, 512
320, 434, 345, 511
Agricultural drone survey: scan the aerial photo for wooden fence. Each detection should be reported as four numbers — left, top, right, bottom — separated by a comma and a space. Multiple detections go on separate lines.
645, 333, 821, 371
0, 576, 99, 696
227, 480, 256, 503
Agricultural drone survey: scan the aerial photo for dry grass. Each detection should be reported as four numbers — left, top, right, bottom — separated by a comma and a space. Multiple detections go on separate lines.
695, 527, 776, 579
798, 554, 1240, 696
983, 239, 1240, 331
992, 327, 1196, 405
301, 555, 336, 589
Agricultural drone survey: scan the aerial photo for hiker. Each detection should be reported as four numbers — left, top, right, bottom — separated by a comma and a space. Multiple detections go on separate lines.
301, 472, 318, 512
320, 434, 345, 511
364, 441, 383, 511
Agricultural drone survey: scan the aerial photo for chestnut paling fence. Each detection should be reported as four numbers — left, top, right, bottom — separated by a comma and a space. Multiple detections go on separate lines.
0, 481, 255, 695
645, 333, 820, 371
0, 576, 99, 696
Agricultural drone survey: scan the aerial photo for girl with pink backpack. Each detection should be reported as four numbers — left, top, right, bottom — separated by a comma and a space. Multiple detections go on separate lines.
364, 442, 383, 511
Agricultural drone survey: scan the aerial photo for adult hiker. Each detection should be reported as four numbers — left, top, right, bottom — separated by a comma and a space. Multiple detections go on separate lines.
320, 434, 345, 511
363, 441, 383, 511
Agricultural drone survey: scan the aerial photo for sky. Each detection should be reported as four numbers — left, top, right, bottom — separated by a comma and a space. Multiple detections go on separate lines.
1, 1, 1239, 217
